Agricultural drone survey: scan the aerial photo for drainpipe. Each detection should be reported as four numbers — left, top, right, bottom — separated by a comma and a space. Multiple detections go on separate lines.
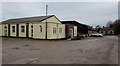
45, 5, 48, 39
57, 23, 58, 40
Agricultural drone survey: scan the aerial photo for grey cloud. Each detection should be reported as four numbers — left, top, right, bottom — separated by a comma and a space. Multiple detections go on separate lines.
2, 2, 118, 27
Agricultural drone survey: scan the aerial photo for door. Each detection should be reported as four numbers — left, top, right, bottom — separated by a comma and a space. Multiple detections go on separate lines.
26, 23, 29, 38
4, 26, 7, 36
8, 24, 10, 37
31, 25, 33, 38
69, 29, 73, 38
16, 24, 19, 38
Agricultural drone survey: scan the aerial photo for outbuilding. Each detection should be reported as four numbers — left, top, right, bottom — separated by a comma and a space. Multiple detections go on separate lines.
61, 21, 88, 39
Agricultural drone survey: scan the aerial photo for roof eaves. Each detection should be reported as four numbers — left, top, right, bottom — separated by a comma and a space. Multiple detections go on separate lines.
1, 15, 54, 24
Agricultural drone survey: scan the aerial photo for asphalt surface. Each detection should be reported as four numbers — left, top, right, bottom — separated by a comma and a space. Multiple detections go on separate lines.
1, 36, 118, 64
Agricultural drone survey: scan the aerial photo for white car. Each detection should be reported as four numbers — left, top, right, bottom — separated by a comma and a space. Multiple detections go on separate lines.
91, 33, 103, 37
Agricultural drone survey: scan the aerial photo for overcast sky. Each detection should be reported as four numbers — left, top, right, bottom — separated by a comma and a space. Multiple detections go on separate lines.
1, 2, 118, 27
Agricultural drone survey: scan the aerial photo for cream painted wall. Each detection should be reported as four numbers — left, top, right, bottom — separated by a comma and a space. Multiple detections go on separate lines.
47, 23, 57, 39
0, 25, 2, 36
32, 16, 64, 39
2, 24, 8, 36
47, 23, 65, 39
32, 22, 65, 39
74, 26, 77, 36
19, 23, 26, 37
33, 23, 46, 39
10, 24, 16, 37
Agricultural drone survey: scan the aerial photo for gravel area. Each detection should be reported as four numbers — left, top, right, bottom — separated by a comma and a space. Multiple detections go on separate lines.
2, 36, 118, 64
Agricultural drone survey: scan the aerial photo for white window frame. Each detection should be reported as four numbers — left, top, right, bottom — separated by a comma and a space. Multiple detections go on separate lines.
59, 28, 62, 33
12, 26, 15, 33
21, 26, 25, 33
53, 28, 56, 33
40, 25, 42, 32
4, 26, 7, 33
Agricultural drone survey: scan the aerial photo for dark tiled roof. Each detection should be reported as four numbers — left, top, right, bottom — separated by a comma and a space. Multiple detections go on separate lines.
88, 28, 97, 31
61, 21, 87, 26
61, 21, 89, 34
100, 28, 113, 31
1, 15, 54, 24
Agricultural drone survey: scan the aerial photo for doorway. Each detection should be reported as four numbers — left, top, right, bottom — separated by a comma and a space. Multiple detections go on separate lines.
31, 25, 33, 38
69, 29, 73, 39
4, 26, 7, 36
26, 23, 29, 38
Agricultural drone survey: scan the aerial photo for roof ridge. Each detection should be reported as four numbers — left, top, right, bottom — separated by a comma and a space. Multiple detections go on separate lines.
7, 15, 54, 20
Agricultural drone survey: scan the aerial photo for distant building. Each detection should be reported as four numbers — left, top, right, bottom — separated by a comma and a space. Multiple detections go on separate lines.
99, 28, 114, 35
88, 28, 98, 36
0, 15, 66, 39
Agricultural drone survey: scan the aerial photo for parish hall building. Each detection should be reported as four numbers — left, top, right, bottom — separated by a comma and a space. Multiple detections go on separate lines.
0, 15, 77, 39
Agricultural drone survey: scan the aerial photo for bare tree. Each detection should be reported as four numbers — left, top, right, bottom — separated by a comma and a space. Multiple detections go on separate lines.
95, 25, 101, 33
106, 21, 113, 28
113, 19, 120, 34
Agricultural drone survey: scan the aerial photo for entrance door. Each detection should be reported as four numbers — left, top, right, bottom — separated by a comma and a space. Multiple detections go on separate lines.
26, 23, 29, 38
4, 26, 7, 36
16, 24, 19, 38
70, 29, 73, 38
31, 25, 33, 38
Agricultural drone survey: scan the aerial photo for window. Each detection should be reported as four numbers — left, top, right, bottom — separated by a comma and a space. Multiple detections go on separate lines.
40, 25, 42, 32
59, 28, 62, 33
31, 29, 33, 37
31, 25, 33, 28
4, 26, 7, 29
4, 26, 7, 33
31, 29, 33, 33
21, 26, 25, 33
53, 28, 56, 33
12, 26, 15, 33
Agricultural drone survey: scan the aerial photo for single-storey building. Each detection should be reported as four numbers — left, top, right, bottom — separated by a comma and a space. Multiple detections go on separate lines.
61, 21, 77, 39
0, 15, 69, 39
61, 21, 88, 38
99, 28, 114, 35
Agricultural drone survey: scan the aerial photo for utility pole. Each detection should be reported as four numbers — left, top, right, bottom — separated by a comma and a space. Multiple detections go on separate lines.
45, 5, 48, 39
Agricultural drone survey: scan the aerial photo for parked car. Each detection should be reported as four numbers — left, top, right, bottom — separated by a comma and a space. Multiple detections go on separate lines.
91, 33, 103, 37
